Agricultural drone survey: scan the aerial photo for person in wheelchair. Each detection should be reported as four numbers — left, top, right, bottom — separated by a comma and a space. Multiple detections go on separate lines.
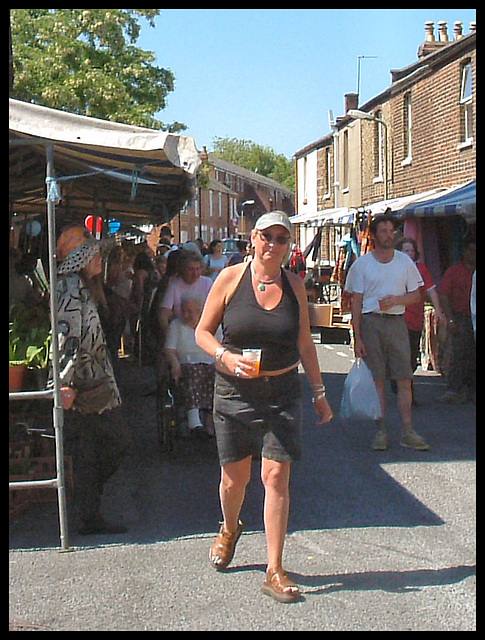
165, 293, 221, 435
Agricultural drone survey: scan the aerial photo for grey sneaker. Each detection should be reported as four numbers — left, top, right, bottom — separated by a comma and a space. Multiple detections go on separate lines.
371, 430, 388, 451
438, 391, 467, 404
400, 430, 430, 451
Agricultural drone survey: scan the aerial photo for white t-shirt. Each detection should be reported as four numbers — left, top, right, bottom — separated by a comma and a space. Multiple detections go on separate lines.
160, 275, 213, 317
344, 250, 424, 315
165, 318, 222, 364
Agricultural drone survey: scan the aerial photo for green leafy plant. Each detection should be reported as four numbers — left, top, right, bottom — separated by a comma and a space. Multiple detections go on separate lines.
9, 301, 52, 369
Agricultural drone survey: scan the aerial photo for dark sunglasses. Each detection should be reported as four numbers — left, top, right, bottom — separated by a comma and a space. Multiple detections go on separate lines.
257, 230, 291, 245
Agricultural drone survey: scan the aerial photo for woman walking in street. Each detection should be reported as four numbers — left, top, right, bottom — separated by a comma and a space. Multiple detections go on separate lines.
196, 211, 334, 603
394, 237, 445, 403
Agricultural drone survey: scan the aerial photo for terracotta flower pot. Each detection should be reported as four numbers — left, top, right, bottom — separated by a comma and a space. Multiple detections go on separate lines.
9, 364, 26, 392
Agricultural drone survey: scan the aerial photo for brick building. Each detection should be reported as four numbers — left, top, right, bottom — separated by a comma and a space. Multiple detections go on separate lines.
170, 154, 295, 244
293, 20, 476, 280
360, 19, 476, 202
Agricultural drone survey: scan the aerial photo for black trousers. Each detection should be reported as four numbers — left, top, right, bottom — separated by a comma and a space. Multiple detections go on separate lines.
64, 405, 130, 525
448, 314, 476, 394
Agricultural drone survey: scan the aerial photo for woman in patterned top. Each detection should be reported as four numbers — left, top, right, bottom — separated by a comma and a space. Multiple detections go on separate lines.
56, 225, 129, 535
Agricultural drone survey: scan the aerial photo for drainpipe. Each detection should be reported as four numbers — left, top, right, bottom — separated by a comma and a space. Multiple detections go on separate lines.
328, 110, 339, 208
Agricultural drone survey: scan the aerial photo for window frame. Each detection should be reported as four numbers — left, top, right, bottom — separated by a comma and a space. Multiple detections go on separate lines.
460, 61, 473, 144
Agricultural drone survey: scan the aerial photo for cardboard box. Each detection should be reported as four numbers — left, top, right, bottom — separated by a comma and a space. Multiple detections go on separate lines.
308, 303, 333, 327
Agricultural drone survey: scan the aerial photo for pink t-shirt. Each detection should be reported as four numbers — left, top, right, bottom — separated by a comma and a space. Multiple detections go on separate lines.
160, 275, 213, 318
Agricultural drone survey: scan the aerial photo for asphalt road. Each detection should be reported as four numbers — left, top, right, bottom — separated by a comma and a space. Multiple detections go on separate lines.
9, 342, 476, 631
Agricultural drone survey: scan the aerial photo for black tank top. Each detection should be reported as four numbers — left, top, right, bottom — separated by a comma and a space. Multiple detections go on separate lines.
222, 264, 300, 371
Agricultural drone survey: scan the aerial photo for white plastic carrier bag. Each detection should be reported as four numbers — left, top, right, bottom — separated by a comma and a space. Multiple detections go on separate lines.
340, 358, 382, 421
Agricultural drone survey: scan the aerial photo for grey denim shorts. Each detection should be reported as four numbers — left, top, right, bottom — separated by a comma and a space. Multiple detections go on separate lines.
213, 369, 303, 466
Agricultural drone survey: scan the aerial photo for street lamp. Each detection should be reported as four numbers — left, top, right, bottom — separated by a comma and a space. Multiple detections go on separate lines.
348, 109, 389, 200
239, 199, 255, 235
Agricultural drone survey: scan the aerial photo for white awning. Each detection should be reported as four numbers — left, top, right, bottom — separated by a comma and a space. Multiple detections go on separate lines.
9, 98, 202, 224
365, 188, 444, 215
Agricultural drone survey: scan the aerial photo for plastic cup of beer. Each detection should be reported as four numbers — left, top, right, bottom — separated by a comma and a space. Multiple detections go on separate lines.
242, 349, 262, 376
379, 298, 390, 311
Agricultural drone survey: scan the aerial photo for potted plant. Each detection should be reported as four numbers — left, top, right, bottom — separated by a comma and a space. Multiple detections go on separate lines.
9, 301, 52, 392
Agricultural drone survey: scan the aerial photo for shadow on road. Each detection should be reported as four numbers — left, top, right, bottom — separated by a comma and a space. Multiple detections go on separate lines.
223, 561, 476, 596
293, 563, 476, 595
9, 364, 475, 550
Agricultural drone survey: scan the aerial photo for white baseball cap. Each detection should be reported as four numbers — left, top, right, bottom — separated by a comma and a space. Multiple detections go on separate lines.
254, 211, 292, 234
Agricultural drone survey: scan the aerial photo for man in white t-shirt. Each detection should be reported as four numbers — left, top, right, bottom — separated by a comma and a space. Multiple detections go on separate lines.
345, 214, 429, 451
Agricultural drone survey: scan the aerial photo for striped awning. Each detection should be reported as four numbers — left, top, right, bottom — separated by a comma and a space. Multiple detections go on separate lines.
321, 209, 355, 225
289, 206, 354, 227
397, 180, 475, 222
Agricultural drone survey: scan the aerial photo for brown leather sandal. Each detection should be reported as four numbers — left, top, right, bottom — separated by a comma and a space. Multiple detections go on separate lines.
209, 520, 243, 570
262, 568, 301, 603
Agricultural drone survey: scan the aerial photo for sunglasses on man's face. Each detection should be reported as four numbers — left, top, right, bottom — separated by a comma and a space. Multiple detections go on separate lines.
257, 230, 291, 245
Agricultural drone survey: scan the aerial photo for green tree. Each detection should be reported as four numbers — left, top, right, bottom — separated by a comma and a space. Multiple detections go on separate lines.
10, 9, 185, 132
211, 137, 295, 191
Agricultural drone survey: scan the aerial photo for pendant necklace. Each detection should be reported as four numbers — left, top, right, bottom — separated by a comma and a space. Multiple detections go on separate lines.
250, 263, 281, 292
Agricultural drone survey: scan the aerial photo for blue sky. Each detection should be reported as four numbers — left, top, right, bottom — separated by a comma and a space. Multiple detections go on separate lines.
138, 9, 476, 158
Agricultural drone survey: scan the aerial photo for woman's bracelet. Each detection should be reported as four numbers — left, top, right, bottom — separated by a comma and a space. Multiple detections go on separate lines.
311, 383, 326, 394
214, 347, 228, 363
311, 380, 326, 403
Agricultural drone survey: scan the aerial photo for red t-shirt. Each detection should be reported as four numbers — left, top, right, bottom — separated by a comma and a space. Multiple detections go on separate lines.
437, 260, 473, 316
404, 262, 435, 332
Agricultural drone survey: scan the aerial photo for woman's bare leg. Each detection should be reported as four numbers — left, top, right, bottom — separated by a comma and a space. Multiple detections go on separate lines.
261, 458, 291, 571
219, 456, 252, 533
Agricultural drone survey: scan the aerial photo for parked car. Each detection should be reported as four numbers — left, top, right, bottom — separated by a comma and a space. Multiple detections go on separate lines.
222, 237, 239, 258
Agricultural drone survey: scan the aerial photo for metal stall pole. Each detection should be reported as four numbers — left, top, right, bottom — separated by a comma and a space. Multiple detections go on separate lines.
9, 143, 69, 550
45, 144, 69, 551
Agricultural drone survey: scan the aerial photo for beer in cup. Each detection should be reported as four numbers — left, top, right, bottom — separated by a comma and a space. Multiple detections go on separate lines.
242, 349, 262, 376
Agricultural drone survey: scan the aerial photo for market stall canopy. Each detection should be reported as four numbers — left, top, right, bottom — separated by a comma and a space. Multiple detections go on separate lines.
396, 180, 476, 223
290, 207, 354, 227
365, 188, 444, 216
9, 98, 202, 225
291, 180, 475, 231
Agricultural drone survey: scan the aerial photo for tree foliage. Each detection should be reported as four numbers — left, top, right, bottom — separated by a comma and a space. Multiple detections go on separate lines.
10, 9, 185, 132
211, 137, 295, 192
